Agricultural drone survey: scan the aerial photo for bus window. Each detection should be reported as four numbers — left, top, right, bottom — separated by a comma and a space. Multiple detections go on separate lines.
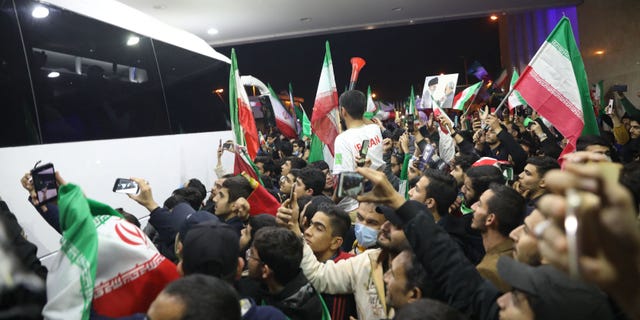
0, 0, 41, 147
154, 40, 230, 134
16, 0, 170, 143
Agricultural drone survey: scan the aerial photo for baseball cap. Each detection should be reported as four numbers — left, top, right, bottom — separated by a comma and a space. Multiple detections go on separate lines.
181, 221, 239, 280
497, 257, 615, 320
178, 210, 219, 243
375, 205, 401, 227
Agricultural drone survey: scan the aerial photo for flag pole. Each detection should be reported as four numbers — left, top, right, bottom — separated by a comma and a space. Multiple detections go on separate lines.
494, 85, 517, 115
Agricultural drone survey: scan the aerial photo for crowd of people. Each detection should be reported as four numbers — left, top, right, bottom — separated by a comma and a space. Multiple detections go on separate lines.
2, 88, 640, 320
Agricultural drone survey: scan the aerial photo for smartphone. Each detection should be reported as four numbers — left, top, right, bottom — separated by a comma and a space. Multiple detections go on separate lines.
605, 99, 614, 115
406, 114, 415, 133
357, 140, 369, 167
422, 143, 435, 163
113, 178, 139, 194
337, 172, 364, 198
31, 163, 58, 204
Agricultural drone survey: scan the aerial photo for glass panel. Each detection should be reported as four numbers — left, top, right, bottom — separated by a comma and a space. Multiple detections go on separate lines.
0, 1, 40, 147
153, 40, 230, 134
15, 0, 170, 143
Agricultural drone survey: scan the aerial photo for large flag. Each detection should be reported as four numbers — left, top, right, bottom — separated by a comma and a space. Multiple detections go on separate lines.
507, 68, 528, 110
513, 17, 599, 156
43, 184, 179, 320
364, 86, 378, 119
311, 41, 340, 155
229, 49, 259, 159
452, 81, 483, 111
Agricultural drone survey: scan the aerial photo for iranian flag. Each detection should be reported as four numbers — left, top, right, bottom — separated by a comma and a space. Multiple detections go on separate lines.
593, 80, 604, 113
311, 41, 340, 155
407, 86, 416, 116
452, 81, 483, 111
229, 49, 259, 160
364, 85, 378, 119
513, 17, 599, 155
43, 184, 179, 319
507, 68, 528, 110
493, 69, 508, 91
239, 74, 297, 139
267, 84, 297, 138
233, 147, 280, 216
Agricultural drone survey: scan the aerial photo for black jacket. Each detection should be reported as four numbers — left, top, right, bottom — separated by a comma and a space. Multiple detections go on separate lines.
264, 271, 326, 320
397, 200, 500, 320
437, 214, 484, 265
476, 128, 528, 173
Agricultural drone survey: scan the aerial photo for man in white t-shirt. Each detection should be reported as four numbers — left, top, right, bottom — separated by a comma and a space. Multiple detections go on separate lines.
333, 90, 384, 175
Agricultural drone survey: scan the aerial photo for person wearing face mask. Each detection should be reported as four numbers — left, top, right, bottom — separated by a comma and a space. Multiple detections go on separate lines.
351, 201, 387, 255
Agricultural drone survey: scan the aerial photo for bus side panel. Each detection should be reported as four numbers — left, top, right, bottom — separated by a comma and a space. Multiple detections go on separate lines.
0, 130, 234, 261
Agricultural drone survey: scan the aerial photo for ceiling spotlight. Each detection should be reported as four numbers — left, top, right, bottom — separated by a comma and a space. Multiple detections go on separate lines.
595, 50, 605, 55
490, 15, 499, 21
47, 71, 60, 78
207, 28, 219, 35
392, 7, 403, 12
32, 5, 49, 18
300, 17, 312, 23
127, 36, 140, 46
365, 26, 375, 30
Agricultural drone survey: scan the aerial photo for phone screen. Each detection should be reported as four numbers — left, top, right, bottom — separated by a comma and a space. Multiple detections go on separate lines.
113, 178, 139, 194
337, 172, 364, 198
357, 140, 369, 167
31, 163, 58, 204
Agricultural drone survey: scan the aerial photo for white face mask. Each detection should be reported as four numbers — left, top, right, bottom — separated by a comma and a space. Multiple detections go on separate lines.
354, 222, 378, 248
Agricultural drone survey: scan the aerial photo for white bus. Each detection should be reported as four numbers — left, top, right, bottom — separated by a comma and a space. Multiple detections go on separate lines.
0, 0, 235, 264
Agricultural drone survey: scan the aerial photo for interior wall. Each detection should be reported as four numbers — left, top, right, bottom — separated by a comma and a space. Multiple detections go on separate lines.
578, 0, 640, 107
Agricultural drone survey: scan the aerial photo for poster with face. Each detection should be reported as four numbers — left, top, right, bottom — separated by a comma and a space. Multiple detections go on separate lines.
421, 73, 459, 109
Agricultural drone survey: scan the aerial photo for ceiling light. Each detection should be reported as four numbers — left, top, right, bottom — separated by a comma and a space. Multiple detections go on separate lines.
490, 15, 499, 21
594, 50, 605, 55
300, 17, 312, 23
365, 26, 375, 30
127, 36, 140, 46
392, 7, 403, 12
32, 5, 49, 18
207, 28, 219, 35
47, 71, 60, 78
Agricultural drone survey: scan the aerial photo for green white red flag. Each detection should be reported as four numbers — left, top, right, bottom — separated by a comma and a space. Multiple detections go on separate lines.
43, 184, 179, 320
267, 84, 297, 138
452, 81, 483, 111
364, 86, 378, 119
507, 68, 528, 110
493, 69, 508, 91
513, 17, 599, 156
407, 86, 416, 116
593, 80, 604, 112
310, 41, 340, 155
229, 49, 259, 159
